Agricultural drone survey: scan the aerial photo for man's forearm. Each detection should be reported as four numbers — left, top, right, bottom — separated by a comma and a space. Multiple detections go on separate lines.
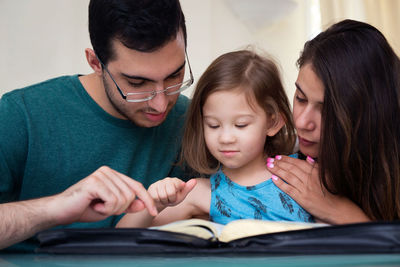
0, 166, 159, 249
0, 197, 57, 249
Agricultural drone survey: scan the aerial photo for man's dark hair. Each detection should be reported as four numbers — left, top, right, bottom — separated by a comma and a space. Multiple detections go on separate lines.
88, 0, 187, 64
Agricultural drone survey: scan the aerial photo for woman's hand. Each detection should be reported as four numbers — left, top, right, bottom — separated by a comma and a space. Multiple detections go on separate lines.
267, 155, 370, 224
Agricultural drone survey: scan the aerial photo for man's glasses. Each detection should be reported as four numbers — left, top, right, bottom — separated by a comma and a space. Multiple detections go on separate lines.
98, 52, 194, 103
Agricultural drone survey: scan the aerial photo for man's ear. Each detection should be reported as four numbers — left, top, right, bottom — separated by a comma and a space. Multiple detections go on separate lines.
266, 113, 285, 137
85, 48, 103, 76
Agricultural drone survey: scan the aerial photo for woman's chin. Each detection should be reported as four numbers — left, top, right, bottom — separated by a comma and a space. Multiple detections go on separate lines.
299, 146, 318, 159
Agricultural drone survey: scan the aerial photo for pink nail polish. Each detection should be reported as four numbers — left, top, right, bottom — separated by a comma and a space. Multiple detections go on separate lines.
306, 156, 315, 163
267, 163, 274, 168
271, 175, 278, 181
275, 155, 282, 160
267, 158, 274, 163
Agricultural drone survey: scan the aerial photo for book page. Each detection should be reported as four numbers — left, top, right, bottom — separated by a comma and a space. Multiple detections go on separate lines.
218, 219, 328, 243
151, 218, 224, 240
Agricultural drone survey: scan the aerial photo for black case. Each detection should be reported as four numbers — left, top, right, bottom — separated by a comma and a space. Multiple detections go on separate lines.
36, 221, 400, 255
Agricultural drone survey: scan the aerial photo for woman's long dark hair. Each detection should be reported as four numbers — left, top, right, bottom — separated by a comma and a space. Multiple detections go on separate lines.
297, 19, 400, 220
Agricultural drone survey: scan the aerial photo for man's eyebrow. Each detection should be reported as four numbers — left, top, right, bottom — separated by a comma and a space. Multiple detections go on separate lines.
120, 61, 186, 82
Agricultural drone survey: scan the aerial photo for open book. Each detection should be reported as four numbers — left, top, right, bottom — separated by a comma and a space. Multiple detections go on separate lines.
152, 218, 327, 243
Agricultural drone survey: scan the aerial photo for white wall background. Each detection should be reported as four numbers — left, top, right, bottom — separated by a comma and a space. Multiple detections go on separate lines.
0, 0, 321, 104
0, 1, 91, 93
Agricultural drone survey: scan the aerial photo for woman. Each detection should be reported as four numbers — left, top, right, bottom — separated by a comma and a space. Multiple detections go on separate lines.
267, 19, 400, 224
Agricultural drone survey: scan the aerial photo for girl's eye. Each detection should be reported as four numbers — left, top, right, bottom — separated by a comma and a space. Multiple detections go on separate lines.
207, 124, 219, 129
236, 124, 248, 128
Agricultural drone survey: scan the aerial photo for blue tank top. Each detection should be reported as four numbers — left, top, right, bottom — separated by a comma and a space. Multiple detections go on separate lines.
209, 169, 313, 225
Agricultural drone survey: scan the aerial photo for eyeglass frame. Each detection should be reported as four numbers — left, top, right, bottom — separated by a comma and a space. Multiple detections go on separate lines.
97, 51, 194, 103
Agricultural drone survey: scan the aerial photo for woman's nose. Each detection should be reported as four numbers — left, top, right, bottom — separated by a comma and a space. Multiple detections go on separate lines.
295, 108, 316, 131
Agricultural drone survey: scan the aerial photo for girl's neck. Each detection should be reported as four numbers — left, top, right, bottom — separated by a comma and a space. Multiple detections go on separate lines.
222, 154, 273, 186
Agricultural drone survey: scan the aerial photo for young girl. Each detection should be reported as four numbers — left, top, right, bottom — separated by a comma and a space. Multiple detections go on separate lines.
117, 49, 312, 228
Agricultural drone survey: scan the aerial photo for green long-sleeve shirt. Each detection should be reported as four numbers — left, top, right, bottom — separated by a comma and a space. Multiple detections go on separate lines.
0, 75, 190, 252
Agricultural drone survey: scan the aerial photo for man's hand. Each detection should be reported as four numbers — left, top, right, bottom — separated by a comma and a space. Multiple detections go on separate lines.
51, 166, 158, 225
0, 166, 157, 249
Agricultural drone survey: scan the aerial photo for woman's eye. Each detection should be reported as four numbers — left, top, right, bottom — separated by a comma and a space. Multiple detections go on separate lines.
295, 95, 307, 103
208, 124, 219, 129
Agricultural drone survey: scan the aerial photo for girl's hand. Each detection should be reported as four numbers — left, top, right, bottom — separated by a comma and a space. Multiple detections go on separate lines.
148, 178, 197, 212
267, 155, 370, 224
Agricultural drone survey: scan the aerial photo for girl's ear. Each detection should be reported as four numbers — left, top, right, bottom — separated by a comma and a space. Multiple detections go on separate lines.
266, 113, 285, 137
85, 48, 103, 76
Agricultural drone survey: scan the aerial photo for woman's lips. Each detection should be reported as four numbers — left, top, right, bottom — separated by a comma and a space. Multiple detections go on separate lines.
298, 136, 316, 147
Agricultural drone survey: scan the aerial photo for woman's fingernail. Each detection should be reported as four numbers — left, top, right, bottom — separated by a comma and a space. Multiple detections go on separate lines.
306, 156, 315, 163
275, 155, 282, 160
267, 163, 274, 168
267, 157, 274, 163
271, 175, 278, 181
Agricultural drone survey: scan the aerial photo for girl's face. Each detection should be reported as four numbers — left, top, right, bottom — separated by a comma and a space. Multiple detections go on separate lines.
202, 89, 277, 172
293, 63, 325, 158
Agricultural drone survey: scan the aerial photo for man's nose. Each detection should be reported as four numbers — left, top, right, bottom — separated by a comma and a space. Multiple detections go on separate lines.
146, 86, 169, 113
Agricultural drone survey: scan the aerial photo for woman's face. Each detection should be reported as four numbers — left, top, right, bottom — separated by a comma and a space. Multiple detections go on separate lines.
293, 63, 324, 158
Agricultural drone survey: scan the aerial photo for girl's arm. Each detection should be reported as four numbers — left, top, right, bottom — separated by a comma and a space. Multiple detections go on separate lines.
267, 156, 370, 224
117, 178, 211, 227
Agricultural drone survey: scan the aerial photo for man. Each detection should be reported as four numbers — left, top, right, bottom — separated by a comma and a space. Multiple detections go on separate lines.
0, 0, 192, 251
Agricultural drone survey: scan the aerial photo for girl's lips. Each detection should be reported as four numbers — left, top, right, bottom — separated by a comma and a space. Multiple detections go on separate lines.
298, 136, 316, 147
220, 151, 238, 157
144, 112, 166, 122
